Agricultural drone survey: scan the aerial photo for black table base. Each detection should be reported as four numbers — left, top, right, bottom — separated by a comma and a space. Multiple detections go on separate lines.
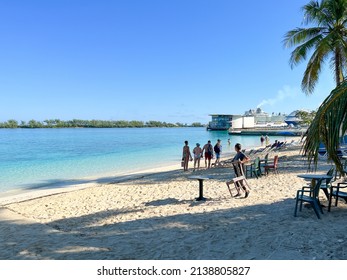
195, 179, 206, 201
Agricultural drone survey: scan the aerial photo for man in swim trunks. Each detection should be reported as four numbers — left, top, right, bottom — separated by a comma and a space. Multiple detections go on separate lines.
201, 140, 213, 169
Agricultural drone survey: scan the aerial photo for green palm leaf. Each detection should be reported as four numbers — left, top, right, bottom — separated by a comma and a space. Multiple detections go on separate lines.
303, 80, 347, 173
301, 36, 332, 94
283, 27, 325, 49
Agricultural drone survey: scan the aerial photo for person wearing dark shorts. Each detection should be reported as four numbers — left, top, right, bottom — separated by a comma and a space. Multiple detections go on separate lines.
205, 151, 212, 160
214, 139, 222, 167
202, 140, 213, 169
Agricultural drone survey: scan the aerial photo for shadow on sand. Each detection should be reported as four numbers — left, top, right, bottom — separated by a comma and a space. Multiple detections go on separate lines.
1, 195, 347, 260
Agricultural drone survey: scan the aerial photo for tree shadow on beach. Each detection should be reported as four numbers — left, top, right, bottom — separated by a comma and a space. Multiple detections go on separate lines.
2, 195, 347, 260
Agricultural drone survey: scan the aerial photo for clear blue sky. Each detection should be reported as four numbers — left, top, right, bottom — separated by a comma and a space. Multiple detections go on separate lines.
0, 0, 336, 124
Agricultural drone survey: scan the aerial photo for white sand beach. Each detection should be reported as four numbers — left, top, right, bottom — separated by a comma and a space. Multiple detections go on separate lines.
1, 145, 347, 260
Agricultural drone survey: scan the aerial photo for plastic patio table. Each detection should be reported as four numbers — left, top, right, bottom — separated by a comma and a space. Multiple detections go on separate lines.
297, 174, 333, 205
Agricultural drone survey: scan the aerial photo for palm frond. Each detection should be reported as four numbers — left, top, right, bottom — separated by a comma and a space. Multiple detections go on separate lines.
283, 27, 325, 48
303, 80, 347, 173
302, 0, 329, 26
327, 0, 347, 23
289, 33, 323, 67
301, 37, 331, 94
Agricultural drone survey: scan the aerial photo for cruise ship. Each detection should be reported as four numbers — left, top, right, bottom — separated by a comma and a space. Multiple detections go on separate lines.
284, 110, 303, 126
206, 108, 308, 136
207, 108, 287, 131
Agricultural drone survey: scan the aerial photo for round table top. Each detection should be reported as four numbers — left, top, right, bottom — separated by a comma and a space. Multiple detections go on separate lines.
188, 176, 210, 180
297, 174, 333, 180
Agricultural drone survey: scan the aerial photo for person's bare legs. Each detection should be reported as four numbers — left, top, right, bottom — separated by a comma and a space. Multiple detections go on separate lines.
184, 158, 189, 171
193, 158, 198, 171
197, 158, 200, 170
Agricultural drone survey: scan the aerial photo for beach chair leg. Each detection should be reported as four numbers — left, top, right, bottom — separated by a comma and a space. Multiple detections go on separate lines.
246, 166, 252, 178
328, 193, 333, 212
294, 197, 299, 217
299, 198, 303, 211
226, 182, 233, 198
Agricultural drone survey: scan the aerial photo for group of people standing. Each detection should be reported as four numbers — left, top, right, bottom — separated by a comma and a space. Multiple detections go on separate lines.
182, 139, 222, 171
260, 135, 270, 146
182, 140, 251, 198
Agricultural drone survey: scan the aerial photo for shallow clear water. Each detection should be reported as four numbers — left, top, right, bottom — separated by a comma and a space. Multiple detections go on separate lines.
0, 128, 290, 193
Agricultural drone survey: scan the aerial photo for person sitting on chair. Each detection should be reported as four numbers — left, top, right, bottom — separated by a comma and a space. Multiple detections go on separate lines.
226, 143, 250, 198
271, 140, 278, 149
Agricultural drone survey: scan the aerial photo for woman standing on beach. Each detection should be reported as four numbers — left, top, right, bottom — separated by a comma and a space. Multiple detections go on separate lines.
182, 140, 192, 171
192, 143, 203, 171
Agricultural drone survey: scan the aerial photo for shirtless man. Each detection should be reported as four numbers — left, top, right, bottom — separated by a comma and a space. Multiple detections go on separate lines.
201, 140, 213, 168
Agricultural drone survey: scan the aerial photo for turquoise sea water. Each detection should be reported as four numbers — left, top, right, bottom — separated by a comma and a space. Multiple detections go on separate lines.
0, 128, 292, 193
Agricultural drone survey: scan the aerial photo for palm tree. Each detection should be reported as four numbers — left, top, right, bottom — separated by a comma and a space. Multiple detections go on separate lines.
284, 0, 347, 94
284, 0, 347, 173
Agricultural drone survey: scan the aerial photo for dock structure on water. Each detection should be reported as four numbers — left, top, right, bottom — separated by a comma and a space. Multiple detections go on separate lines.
206, 114, 235, 131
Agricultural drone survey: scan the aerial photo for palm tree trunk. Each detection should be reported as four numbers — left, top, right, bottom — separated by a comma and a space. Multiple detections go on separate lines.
334, 48, 347, 147
335, 48, 344, 86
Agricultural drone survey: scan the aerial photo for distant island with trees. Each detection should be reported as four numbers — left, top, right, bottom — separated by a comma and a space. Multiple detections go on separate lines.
0, 119, 206, 129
